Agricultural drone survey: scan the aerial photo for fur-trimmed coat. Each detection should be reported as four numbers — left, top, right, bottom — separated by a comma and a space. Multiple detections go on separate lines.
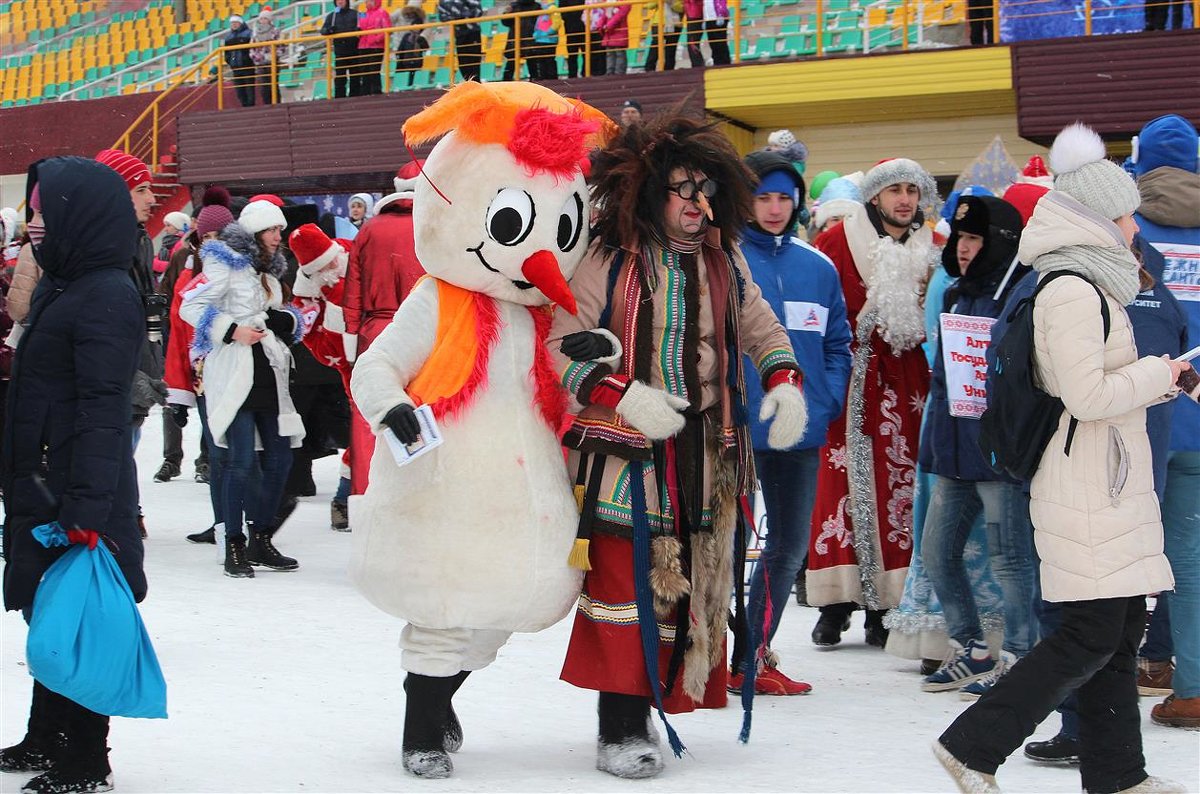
179, 224, 305, 447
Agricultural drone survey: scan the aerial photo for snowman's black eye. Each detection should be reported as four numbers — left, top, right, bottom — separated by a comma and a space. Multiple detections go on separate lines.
486, 188, 535, 246
557, 193, 584, 253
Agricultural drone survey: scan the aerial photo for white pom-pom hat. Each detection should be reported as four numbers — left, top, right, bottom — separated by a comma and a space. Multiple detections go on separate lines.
238, 199, 287, 235
1049, 122, 1140, 220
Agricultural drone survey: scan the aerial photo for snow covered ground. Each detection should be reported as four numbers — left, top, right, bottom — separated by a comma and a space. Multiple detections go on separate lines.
3, 411, 1198, 793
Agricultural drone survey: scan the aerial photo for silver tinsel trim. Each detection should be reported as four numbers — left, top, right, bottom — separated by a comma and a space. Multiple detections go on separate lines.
846, 311, 884, 610
884, 610, 1007, 635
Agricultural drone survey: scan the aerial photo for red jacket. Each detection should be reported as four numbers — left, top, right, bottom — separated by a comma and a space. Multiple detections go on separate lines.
294, 278, 354, 391
165, 262, 201, 406
343, 204, 424, 350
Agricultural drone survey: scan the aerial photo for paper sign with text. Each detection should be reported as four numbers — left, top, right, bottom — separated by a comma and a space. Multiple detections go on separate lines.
940, 313, 995, 419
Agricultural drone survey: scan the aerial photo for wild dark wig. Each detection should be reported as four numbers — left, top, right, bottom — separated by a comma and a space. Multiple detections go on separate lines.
589, 111, 755, 251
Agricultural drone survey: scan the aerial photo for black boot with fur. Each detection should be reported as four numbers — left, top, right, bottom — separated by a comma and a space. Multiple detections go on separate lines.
402, 674, 459, 778
596, 692, 662, 779
21, 700, 111, 794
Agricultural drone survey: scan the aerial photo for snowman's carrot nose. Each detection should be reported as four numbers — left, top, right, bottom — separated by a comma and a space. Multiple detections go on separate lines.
522, 250, 577, 315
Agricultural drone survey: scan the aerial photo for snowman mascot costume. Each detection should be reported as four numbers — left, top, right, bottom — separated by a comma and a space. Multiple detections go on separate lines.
349, 81, 616, 779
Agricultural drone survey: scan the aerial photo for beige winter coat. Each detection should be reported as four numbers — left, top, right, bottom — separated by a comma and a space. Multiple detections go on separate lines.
1021, 194, 1176, 603
8, 243, 40, 324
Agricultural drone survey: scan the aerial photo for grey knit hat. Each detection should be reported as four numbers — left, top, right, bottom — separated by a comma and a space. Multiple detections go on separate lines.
1049, 123, 1140, 220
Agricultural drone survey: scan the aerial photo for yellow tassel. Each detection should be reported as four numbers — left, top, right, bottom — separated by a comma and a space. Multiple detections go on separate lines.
573, 484, 585, 513
568, 538, 592, 571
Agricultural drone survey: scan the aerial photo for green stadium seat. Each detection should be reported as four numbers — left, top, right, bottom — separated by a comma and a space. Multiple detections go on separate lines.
779, 14, 802, 34
434, 67, 451, 86
480, 62, 498, 81
413, 69, 432, 88
782, 32, 816, 55
312, 79, 328, 100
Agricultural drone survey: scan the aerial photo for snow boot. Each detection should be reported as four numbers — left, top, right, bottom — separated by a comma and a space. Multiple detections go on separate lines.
1114, 777, 1188, 793
246, 528, 299, 571
194, 461, 209, 484
0, 683, 65, 773
443, 671, 470, 753
932, 740, 1001, 793
23, 703, 112, 794
812, 603, 854, 647
595, 692, 662, 779
330, 500, 350, 532
402, 674, 459, 778
864, 609, 889, 648
223, 534, 255, 578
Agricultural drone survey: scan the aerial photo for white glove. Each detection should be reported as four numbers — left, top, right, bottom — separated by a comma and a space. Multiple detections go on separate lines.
615, 380, 689, 440
760, 382, 808, 450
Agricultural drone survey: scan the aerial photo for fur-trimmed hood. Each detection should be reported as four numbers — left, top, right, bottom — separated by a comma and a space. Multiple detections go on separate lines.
210, 222, 289, 279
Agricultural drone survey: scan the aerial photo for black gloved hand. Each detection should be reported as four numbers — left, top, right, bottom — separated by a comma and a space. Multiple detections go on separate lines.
560, 331, 613, 362
265, 309, 296, 338
383, 403, 421, 444
167, 404, 189, 428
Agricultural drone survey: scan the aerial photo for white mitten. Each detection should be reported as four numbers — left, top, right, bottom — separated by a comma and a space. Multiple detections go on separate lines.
760, 382, 808, 450
616, 380, 689, 440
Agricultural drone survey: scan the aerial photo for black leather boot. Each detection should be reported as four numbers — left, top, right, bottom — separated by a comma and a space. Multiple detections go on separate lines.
0, 682, 65, 773
402, 674, 459, 778
864, 609, 889, 648
224, 534, 254, 578
246, 528, 298, 571
596, 692, 662, 779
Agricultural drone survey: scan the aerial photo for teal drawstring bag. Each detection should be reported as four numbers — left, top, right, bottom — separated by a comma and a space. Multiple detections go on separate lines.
26, 523, 167, 719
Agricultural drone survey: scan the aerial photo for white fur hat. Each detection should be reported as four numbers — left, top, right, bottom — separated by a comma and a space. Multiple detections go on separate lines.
238, 200, 287, 234
1049, 122, 1140, 220
860, 157, 941, 215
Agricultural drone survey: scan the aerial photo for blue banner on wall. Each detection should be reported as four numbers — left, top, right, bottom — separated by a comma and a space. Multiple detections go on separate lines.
1000, 0, 1194, 42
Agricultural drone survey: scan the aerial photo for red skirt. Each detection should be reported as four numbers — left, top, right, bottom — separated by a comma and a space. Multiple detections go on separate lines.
560, 533, 728, 714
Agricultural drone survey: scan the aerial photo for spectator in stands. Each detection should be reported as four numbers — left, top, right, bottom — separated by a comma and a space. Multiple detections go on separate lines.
394, 5, 429, 87
321, 0, 361, 99
967, 0, 993, 44
530, 6, 561, 79
643, 0, 683, 71
684, 0, 729, 66
357, 0, 392, 95
224, 14, 256, 107
619, 98, 642, 128
250, 9, 283, 104
501, 0, 545, 80
437, 0, 484, 82
1144, 0, 1185, 30
584, 0, 607, 75
598, 1, 630, 74
559, 0, 587, 77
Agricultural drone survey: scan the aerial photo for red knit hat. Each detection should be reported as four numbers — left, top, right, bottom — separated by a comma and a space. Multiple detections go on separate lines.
94, 149, 151, 190
288, 223, 344, 275
1001, 182, 1050, 227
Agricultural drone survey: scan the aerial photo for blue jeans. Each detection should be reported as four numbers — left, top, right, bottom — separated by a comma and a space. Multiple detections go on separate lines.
334, 476, 351, 505
922, 477, 1037, 656
1140, 594, 1172, 661
221, 408, 293, 539
197, 396, 226, 527
743, 447, 820, 668
1162, 450, 1200, 699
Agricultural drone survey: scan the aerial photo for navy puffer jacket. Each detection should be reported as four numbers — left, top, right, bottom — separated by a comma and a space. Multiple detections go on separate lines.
2, 157, 146, 611
920, 196, 1026, 482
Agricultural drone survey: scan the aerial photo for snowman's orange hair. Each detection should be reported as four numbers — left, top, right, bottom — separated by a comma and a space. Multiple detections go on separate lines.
403, 81, 616, 178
